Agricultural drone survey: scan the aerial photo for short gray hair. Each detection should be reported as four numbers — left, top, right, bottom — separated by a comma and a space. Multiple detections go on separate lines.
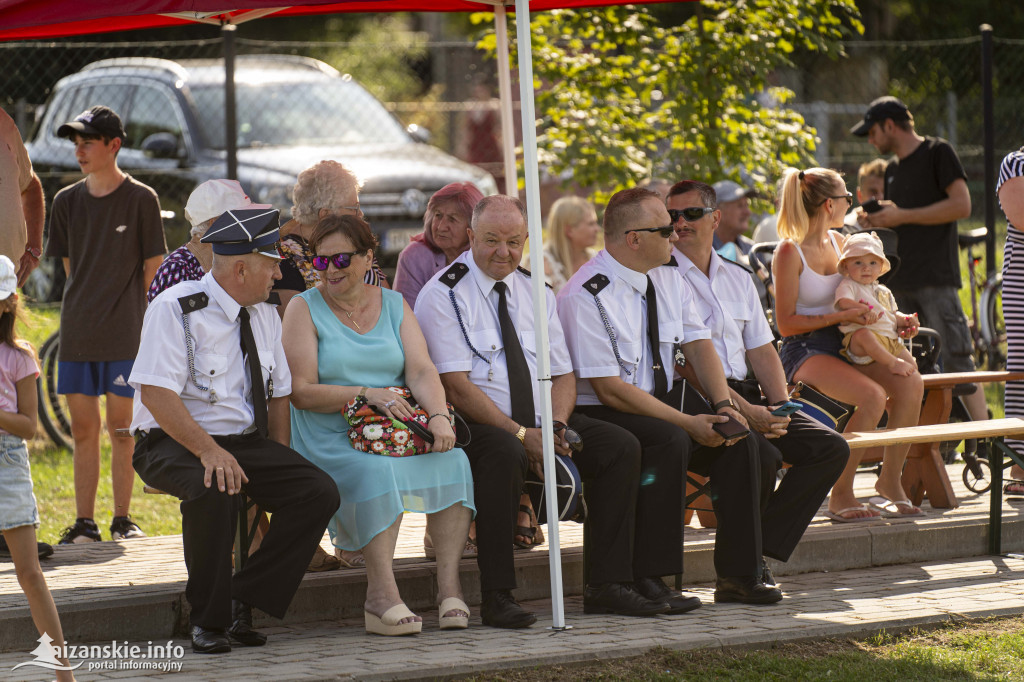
291, 160, 361, 226
470, 194, 527, 231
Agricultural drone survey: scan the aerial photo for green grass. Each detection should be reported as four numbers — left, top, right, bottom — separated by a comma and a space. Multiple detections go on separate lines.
467, 617, 1024, 681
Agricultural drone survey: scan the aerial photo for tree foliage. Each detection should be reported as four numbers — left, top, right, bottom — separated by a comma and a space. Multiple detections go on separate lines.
479, 1, 862, 203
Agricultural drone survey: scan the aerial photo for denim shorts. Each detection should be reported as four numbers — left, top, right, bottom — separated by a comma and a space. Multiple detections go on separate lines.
778, 326, 844, 383
57, 359, 135, 398
0, 434, 39, 531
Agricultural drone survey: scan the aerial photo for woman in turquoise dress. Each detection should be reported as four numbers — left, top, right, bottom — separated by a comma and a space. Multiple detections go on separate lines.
283, 214, 475, 636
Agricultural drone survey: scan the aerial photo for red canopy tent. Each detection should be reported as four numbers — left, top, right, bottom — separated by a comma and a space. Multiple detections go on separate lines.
1, 0, 687, 630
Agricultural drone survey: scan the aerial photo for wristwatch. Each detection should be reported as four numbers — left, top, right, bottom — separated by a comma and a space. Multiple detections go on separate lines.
25, 245, 41, 259
514, 425, 527, 444
713, 398, 737, 412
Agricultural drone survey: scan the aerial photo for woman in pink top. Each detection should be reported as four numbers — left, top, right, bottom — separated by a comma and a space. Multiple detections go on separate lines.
393, 182, 484, 309
773, 167, 923, 522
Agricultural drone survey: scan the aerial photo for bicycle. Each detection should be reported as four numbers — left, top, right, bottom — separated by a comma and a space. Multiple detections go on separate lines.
959, 227, 1005, 371
36, 330, 72, 450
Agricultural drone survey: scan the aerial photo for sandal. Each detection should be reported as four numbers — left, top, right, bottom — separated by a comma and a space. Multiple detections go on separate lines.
439, 597, 470, 630
424, 533, 478, 560
514, 504, 544, 550
334, 548, 366, 569
307, 545, 341, 572
364, 604, 422, 636
1005, 480, 1024, 497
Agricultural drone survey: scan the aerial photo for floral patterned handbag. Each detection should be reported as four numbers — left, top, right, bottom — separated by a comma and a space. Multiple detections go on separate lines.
343, 387, 470, 457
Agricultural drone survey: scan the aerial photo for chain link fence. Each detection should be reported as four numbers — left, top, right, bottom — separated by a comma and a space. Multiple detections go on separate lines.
1, 32, 1020, 290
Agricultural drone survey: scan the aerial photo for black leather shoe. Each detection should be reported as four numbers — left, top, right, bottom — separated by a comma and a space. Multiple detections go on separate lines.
584, 582, 670, 617
714, 576, 783, 605
227, 600, 267, 646
634, 576, 702, 615
191, 625, 231, 654
480, 589, 537, 629
761, 563, 778, 588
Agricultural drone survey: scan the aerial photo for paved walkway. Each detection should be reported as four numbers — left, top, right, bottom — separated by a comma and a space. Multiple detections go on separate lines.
2, 555, 1023, 681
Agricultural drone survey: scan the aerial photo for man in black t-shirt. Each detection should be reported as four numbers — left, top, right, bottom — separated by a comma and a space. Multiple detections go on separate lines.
851, 96, 986, 422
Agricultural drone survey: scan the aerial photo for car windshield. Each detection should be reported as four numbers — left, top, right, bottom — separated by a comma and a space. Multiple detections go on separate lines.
190, 79, 410, 149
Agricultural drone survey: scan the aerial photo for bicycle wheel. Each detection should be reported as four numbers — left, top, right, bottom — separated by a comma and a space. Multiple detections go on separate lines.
980, 273, 1006, 370
36, 331, 72, 450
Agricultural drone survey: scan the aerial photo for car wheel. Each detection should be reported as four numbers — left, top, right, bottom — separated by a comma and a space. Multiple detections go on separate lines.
21, 257, 65, 303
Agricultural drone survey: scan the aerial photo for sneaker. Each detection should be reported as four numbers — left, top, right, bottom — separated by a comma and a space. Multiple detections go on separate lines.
110, 516, 146, 540
0, 535, 54, 560
58, 518, 101, 545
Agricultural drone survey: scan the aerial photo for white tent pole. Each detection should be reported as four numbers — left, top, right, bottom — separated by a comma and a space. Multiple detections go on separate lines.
514, 0, 566, 631
493, 5, 519, 196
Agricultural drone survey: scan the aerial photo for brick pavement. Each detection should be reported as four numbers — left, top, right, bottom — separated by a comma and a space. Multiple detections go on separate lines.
1, 555, 1023, 681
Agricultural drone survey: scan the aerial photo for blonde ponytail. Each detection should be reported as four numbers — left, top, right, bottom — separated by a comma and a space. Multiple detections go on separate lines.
776, 167, 845, 242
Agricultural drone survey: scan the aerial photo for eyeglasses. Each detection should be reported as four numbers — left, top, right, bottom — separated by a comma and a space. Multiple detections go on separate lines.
668, 207, 714, 223
553, 421, 583, 454
311, 251, 359, 271
820, 192, 853, 206
626, 225, 675, 238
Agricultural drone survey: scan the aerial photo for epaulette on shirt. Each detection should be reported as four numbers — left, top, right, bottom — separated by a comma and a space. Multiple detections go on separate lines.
178, 292, 209, 314
516, 265, 552, 289
720, 254, 754, 274
440, 262, 470, 289
582, 273, 610, 296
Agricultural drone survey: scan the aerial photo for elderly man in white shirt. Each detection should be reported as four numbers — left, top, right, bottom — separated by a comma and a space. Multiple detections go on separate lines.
415, 195, 674, 628
558, 187, 783, 606
131, 209, 339, 654
667, 180, 848, 587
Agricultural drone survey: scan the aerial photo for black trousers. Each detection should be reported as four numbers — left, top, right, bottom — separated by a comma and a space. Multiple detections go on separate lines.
685, 382, 847, 573
133, 430, 339, 628
575, 404, 689, 580
463, 413, 640, 592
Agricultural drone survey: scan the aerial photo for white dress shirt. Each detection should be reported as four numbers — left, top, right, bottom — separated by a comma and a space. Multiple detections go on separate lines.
414, 250, 573, 428
673, 247, 775, 380
557, 249, 710, 406
130, 272, 291, 435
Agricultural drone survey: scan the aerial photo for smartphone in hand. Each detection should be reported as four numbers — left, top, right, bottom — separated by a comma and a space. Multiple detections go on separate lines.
712, 414, 750, 440
861, 199, 882, 213
770, 401, 802, 417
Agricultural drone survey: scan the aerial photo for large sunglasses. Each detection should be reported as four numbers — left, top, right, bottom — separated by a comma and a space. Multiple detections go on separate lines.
626, 225, 675, 238
668, 207, 714, 223
553, 420, 583, 454
311, 251, 359, 271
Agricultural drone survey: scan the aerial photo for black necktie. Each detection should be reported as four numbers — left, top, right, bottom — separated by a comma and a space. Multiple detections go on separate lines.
494, 281, 535, 427
238, 307, 268, 437
646, 276, 668, 401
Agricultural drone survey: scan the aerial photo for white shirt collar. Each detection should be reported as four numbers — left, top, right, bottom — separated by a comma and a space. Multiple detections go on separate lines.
466, 251, 516, 299
601, 249, 648, 293
674, 246, 724, 283
205, 271, 242, 322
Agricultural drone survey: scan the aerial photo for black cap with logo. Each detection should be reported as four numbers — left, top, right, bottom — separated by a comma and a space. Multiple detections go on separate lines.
57, 105, 126, 141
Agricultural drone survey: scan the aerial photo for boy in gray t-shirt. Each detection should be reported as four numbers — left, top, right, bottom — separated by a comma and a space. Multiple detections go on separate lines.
44, 105, 166, 544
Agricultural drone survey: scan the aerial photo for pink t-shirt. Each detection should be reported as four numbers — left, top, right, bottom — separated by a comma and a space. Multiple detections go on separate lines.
0, 342, 38, 434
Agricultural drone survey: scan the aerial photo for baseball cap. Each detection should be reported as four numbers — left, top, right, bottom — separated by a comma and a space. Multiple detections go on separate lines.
0, 256, 17, 301
185, 179, 270, 229
201, 208, 283, 260
712, 180, 756, 204
850, 96, 911, 137
838, 231, 891, 276
57, 105, 126, 141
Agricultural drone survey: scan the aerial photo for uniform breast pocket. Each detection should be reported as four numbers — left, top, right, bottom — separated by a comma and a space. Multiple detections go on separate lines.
616, 338, 641, 374
722, 299, 751, 333
521, 330, 538, 360
257, 348, 276, 398
190, 352, 228, 401
467, 328, 502, 379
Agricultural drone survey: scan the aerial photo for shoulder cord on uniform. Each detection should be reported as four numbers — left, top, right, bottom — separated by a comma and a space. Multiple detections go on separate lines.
449, 289, 491, 365
180, 311, 217, 403
593, 294, 632, 376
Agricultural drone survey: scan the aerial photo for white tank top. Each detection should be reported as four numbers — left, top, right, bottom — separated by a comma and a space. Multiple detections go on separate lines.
791, 231, 844, 317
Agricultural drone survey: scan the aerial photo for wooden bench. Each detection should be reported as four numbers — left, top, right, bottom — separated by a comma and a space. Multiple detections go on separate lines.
844, 417, 1024, 555
863, 371, 1024, 509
